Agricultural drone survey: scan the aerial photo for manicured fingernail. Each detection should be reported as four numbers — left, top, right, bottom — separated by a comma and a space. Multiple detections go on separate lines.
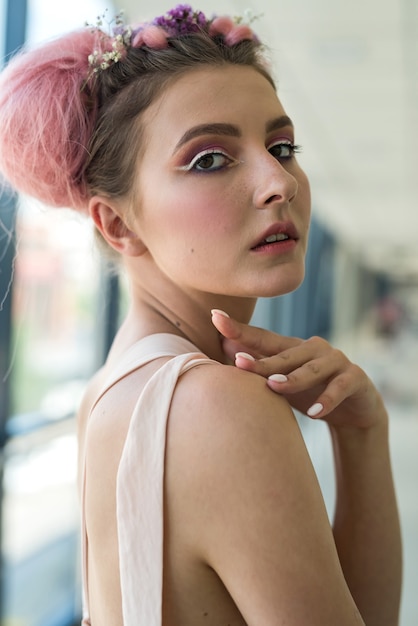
307, 403, 323, 417
235, 352, 256, 362
268, 373, 288, 383
211, 309, 230, 318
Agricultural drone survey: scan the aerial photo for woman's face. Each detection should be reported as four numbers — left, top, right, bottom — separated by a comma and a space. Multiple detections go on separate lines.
133, 65, 311, 299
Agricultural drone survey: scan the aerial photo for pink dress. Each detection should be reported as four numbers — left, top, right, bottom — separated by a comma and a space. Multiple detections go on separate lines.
80, 333, 215, 625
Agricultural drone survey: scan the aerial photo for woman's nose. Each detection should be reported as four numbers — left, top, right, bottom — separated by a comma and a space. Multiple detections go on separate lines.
252, 155, 298, 209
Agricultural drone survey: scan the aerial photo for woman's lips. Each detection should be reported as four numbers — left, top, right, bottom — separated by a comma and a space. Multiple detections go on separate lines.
251, 221, 299, 250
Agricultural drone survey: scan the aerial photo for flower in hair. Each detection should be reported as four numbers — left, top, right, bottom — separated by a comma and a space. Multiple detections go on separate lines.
131, 25, 169, 50
131, 4, 208, 50
152, 4, 207, 35
86, 10, 132, 72
209, 17, 255, 45
86, 4, 260, 76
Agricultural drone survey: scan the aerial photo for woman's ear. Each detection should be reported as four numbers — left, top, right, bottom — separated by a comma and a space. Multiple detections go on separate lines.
88, 196, 147, 256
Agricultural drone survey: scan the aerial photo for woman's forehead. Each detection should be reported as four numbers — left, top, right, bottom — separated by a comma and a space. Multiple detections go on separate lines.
142, 65, 286, 147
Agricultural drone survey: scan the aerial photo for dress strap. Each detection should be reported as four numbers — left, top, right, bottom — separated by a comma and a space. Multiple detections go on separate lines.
116, 351, 215, 625
88, 334, 203, 416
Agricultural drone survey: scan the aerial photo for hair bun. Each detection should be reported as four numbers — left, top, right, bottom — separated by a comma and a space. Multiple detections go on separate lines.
0, 29, 101, 211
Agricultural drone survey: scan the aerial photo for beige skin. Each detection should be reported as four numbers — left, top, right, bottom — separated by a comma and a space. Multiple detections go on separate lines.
78, 66, 401, 625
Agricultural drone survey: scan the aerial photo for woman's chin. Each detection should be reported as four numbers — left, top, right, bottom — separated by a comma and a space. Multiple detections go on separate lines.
253, 274, 306, 299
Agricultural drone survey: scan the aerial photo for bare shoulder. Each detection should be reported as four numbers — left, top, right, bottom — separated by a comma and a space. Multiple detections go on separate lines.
168, 360, 305, 475
174, 357, 295, 416
167, 361, 311, 516
166, 362, 364, 626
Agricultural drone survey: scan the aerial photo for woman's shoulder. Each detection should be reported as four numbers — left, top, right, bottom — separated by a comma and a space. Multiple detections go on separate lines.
166, 361, 307, 514
166, 362, 363, 625
172, 359, 297, 436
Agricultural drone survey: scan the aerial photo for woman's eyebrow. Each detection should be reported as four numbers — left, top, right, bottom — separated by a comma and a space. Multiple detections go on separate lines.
173, 123, 241, 153
173, 115, 294, 155
266, 115, 294, 133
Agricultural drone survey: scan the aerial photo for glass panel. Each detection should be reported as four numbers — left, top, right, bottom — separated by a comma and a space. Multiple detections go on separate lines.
3, 420, 81, 626
10, 200, 99, 417
2, 1, 114, 624
0, 0, 6, 62
4, 200, 98, 626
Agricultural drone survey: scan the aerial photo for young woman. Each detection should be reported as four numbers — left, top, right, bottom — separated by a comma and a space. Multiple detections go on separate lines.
0, 5, 402, 625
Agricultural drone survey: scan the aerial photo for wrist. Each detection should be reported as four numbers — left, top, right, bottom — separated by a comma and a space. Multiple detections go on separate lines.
329, 411, 389, 453
329, 405, 388, 438
327, 385, 389, 435
330, 412, 391, 489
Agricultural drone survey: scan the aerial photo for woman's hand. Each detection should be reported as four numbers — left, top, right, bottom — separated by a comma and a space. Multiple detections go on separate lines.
211, 309, 387, 430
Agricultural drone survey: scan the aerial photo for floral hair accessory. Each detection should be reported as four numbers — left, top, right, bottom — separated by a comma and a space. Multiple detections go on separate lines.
86, 4, 260, 75
152, 4, 207, 35
86, 10, 132, 72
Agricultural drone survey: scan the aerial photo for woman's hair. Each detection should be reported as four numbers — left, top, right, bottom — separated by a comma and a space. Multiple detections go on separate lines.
0, 6, 274, 215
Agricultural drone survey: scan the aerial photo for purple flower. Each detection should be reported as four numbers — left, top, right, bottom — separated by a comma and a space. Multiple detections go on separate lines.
152, 4, 208, 36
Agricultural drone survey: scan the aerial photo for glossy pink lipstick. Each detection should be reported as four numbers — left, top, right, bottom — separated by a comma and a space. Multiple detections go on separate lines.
250, 221, 299, 254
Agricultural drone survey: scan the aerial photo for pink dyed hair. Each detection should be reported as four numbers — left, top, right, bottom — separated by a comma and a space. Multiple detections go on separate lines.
0, 15, 272, 218
0, 29, 105, 212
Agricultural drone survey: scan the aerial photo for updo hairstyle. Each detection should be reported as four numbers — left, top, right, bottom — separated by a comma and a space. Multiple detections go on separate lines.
0, 8, 274, 261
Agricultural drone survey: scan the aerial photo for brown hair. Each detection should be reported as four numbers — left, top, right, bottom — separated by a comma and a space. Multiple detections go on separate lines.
85, 33, 274, 209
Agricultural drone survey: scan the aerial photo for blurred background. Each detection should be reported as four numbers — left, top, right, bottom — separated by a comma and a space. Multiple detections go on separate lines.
0, 0, 417, 624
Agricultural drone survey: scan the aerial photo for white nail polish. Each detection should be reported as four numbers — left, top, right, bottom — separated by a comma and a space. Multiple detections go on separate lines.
307, 403, 323, 417
211, 309, 230, 318
235, 352, 255, 362
268, 373, 288, 383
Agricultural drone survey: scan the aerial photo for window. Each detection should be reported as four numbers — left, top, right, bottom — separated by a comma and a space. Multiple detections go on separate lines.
1, 2, 115, 624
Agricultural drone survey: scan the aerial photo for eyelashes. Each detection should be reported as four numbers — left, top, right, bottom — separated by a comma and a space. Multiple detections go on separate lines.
268, 141, 302, 160
177, 141, 303, 174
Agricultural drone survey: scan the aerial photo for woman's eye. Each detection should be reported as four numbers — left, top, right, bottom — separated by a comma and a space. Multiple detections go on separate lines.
269, 142, 302, 160
180, 149, 236, 172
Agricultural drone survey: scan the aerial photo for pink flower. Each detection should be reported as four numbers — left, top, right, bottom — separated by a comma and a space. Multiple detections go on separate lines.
225, 24, 255, 46
132, 25, 168, 50
209, 16, 234, 38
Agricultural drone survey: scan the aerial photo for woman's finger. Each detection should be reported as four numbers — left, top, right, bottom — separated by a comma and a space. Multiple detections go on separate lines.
267, 366, 355, 409
268, 350, 346, 388
269, 363, 375, 426
211, 309, 300, 357
235, 335, 343, 378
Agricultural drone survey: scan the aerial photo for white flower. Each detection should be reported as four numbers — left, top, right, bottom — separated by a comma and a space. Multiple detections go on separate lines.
242, 9, 263, 25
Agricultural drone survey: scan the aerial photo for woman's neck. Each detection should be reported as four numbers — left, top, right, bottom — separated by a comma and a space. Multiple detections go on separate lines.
112, 265, 256, 364
126, 294, 255, 364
